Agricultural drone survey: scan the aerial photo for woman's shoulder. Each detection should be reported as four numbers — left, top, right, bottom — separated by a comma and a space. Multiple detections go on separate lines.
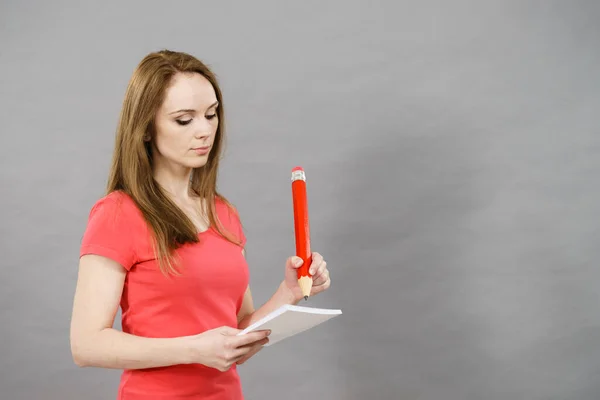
90, 190, 136, 210
81, 190, 147, 269
214, 193, 231, 209
213, 194, 245, 246
214, 194, 241, 219
87, 190, 145, 226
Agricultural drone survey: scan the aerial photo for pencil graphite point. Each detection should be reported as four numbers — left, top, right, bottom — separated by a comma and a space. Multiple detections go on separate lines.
304, 296, 308, 301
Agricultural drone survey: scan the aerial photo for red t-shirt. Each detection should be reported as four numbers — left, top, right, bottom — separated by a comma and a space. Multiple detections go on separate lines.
79, 190, 249, 399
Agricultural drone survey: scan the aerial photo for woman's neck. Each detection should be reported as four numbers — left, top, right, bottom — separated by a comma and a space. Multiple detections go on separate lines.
153, 163, 195, 202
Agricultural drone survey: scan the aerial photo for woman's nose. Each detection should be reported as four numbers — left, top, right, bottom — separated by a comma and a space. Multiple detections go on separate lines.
193, 118, 213, 138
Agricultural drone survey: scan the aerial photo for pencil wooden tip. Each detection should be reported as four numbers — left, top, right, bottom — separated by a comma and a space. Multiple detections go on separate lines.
298, 276, 312, 300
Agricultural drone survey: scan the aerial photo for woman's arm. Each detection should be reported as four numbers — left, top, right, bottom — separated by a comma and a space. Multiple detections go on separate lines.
236, 249, 331, 330
70, 254, 192, 369
234, 282, 296, 366
233, 250, 331, 365
236, 250, 301, 330
237, 282, 299, 330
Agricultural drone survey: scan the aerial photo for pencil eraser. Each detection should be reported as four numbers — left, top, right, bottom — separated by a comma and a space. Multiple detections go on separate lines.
292, 166, 304, 172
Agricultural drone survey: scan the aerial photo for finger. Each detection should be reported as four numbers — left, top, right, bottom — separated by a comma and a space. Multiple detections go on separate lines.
309, 253, 324, 275
232, 330, 270, 347
236, 334, 270, 349
231, 337, 269, 361
227, 343, 255, 364
313, 268, 329, 286
236, 340, 268, 365
237, 345, 263, 365
311, 276, 331, 294
311, 260, 327, 279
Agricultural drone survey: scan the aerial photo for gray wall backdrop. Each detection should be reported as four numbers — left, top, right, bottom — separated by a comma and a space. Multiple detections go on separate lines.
2, 1, 600, 399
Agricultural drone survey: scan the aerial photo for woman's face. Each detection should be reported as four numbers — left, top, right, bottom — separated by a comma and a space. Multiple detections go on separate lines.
151, 72, 219, 171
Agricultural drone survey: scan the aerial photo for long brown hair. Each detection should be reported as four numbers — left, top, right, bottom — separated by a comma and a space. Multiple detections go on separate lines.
106, 49, 242, 275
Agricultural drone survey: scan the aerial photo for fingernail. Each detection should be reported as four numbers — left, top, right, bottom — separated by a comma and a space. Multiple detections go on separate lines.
294, 258, 303, 267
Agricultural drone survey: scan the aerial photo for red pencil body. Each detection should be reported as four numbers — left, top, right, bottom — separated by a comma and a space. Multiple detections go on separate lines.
291, 167, 312, 299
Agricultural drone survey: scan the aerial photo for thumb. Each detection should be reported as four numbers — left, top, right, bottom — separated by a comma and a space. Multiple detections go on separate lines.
287, 256, 304, 269
218, 326, 242, 336
285, 256, 304, 284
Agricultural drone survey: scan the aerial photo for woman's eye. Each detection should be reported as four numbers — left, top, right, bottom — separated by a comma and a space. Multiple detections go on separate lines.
206, 114, 217, 120
176, 119, 192, 126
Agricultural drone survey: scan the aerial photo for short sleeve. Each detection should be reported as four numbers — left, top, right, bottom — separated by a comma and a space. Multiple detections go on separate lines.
80, 193, 138, 270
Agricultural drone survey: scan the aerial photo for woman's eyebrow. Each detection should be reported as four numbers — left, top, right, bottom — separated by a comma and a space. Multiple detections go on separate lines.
168, 101, 219, 115
169, 108, 195, 115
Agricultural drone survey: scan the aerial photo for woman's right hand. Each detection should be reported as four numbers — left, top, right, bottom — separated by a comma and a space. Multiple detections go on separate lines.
186, 326, 271, 371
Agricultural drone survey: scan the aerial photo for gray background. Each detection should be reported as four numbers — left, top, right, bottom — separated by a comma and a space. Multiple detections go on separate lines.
1, 1, 600, 399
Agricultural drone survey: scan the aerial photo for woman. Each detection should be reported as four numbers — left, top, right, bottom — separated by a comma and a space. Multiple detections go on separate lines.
69, 49, 331, 400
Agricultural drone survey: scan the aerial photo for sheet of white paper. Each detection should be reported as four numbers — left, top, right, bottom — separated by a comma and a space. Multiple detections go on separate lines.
237, 304, 342, 346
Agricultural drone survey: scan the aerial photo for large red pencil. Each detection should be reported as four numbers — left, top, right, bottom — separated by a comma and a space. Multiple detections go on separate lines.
291, 166, 313, 300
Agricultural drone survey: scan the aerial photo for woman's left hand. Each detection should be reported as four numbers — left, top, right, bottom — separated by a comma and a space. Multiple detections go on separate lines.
283, 252, 331, 302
